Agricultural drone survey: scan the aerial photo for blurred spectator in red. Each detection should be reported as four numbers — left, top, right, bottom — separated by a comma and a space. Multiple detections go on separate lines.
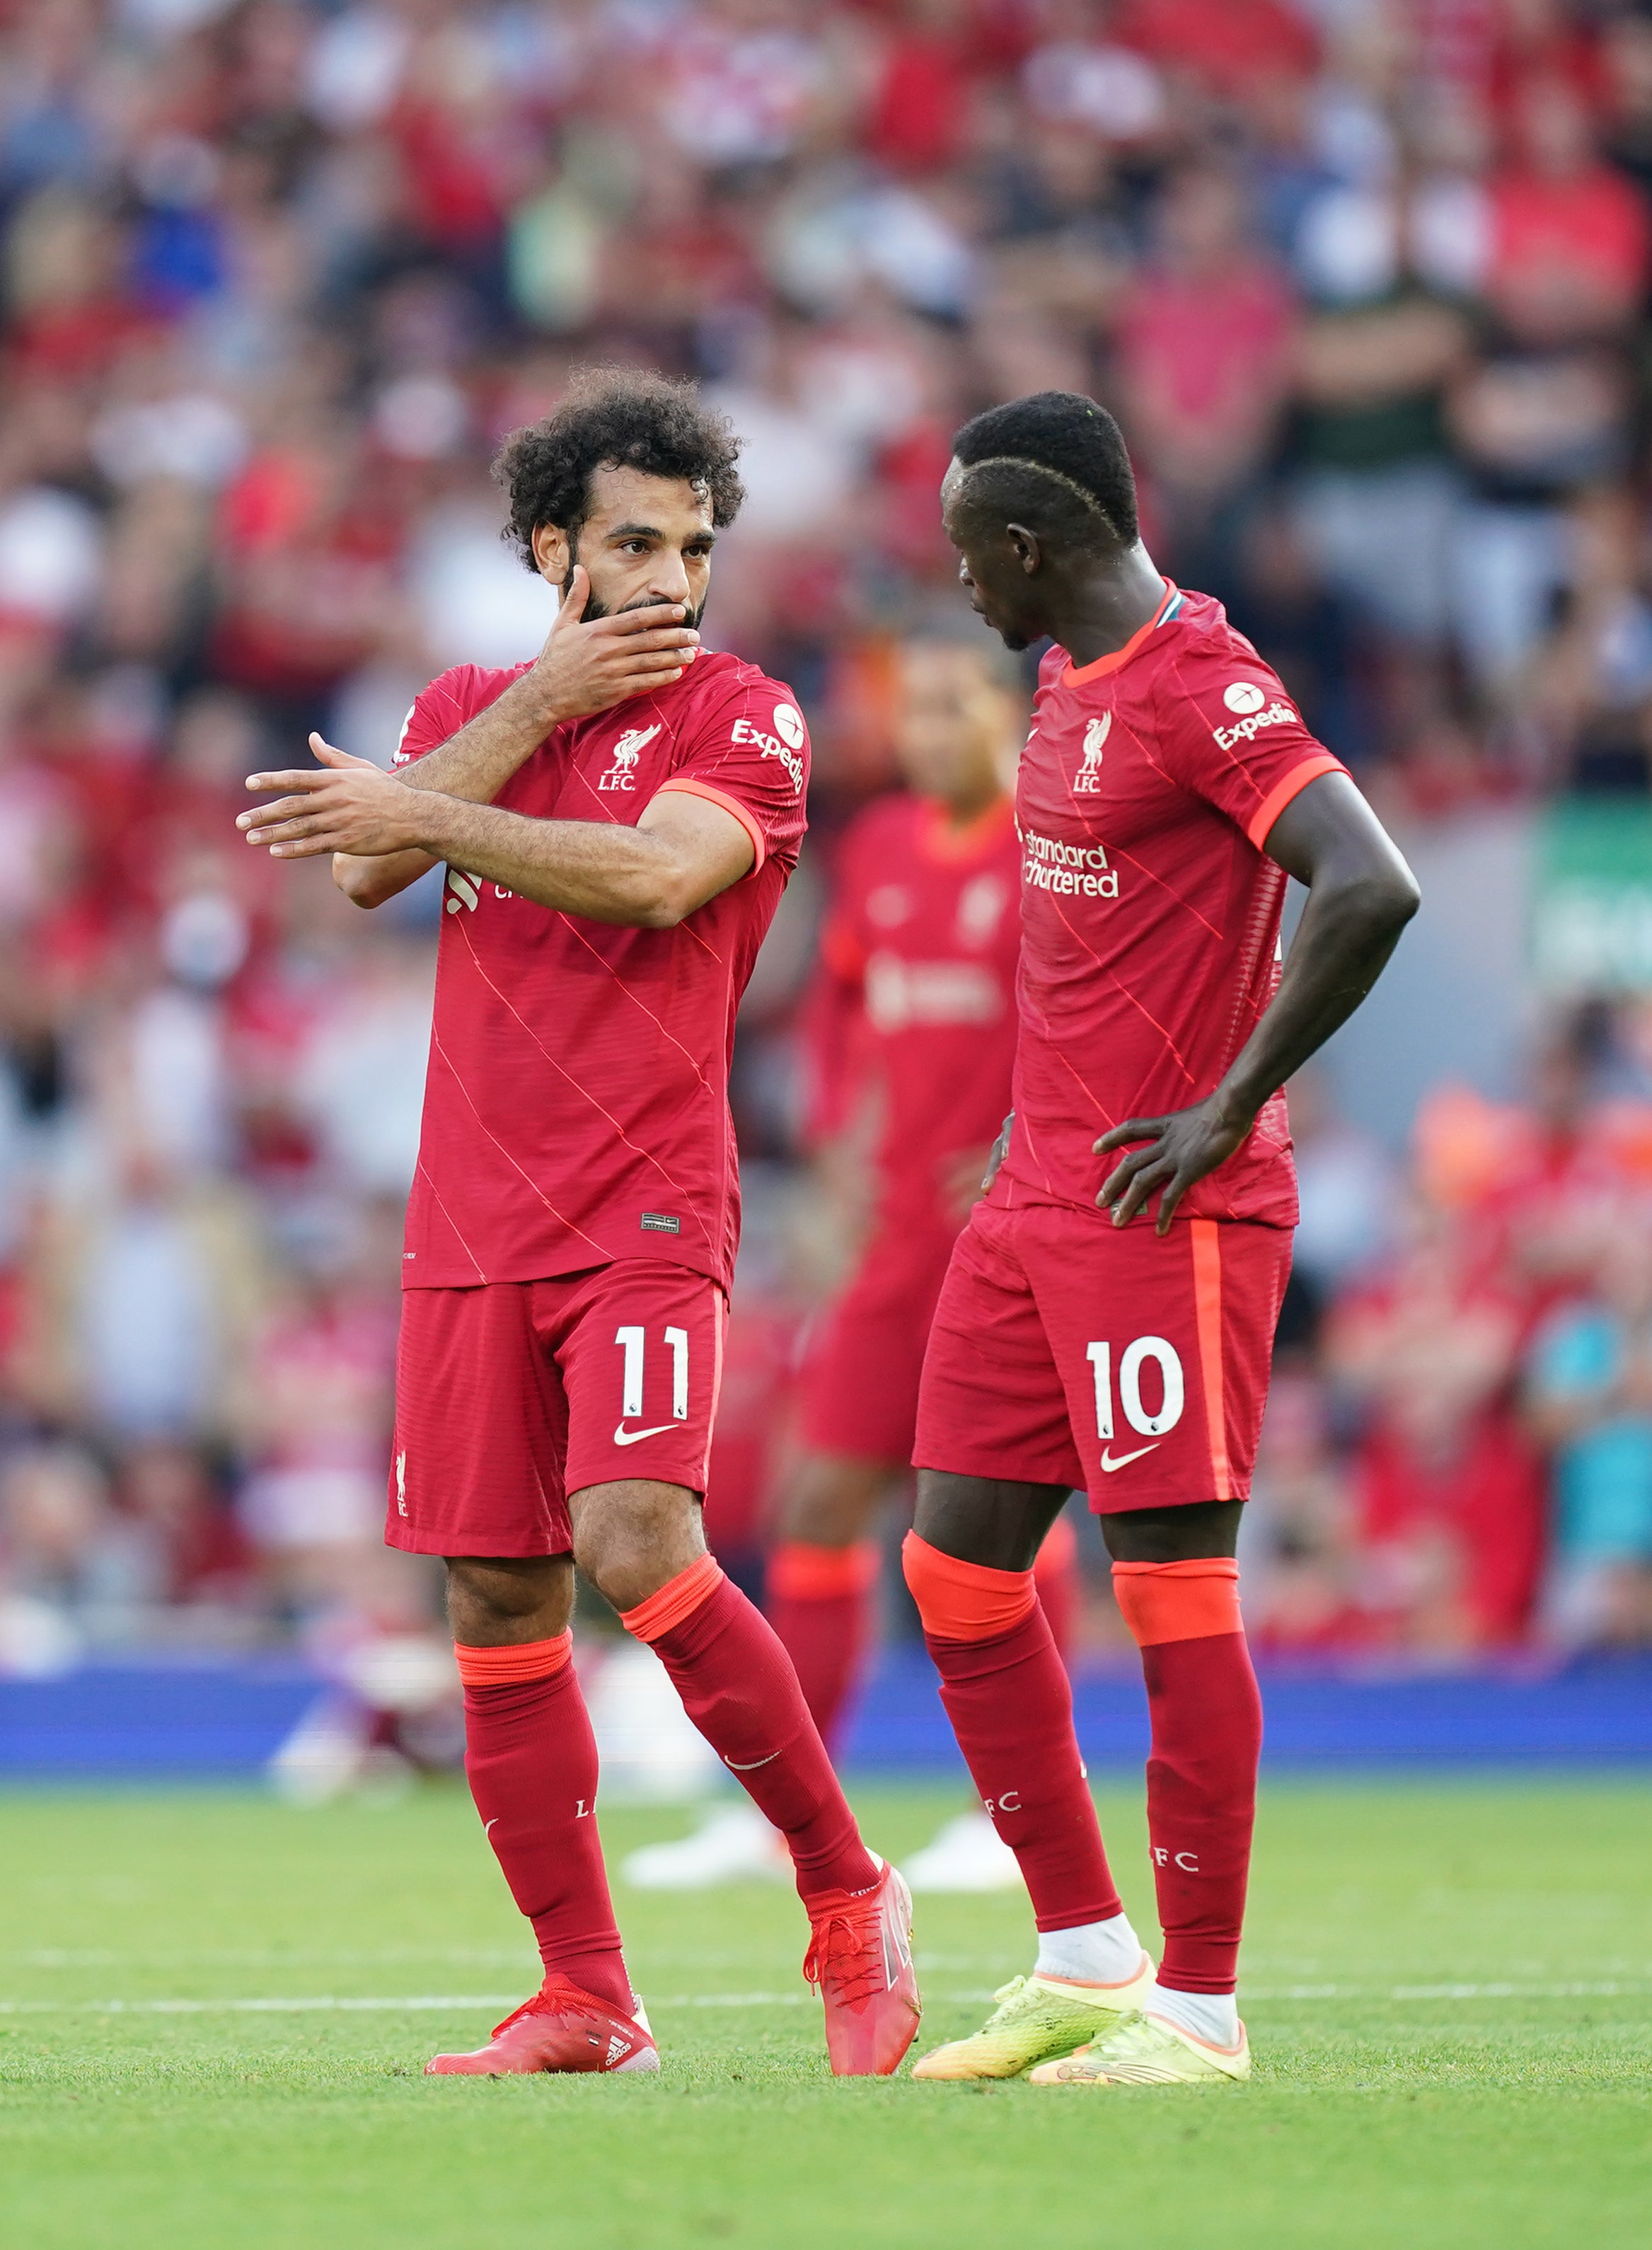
1329, 1199, 1545, 1653
1114, 166, 1296, 588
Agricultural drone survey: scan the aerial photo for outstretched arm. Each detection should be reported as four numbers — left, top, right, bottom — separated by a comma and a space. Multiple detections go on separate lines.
1095, 771, 1419, 1233
244, 746, 755, 928
305, 564, 699, 908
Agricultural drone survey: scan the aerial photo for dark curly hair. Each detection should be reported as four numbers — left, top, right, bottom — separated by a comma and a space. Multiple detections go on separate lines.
493, 367, 746, 572
951, 390, 1138, 552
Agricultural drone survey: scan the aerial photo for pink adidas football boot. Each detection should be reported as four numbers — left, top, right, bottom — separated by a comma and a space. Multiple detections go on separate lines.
425, 1975, 659, 2076
803, 1862, 922, 2076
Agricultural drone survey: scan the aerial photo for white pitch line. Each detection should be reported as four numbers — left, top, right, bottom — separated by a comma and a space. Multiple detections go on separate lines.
1, 1980, 1649, 2019
0, 1993, 826, 2017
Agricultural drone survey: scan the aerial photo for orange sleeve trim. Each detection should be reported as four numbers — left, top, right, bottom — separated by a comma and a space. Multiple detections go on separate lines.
620, 1552, 725, 1644
454, 1630, 572, 1688
1111, 1558, 1242, 1646
901, 1531, 1036, 1642
1246, 751, 1344, 852
654, 777, 766, 875
1190, 1219, 1232, 1499
769, 1539, 882, 1601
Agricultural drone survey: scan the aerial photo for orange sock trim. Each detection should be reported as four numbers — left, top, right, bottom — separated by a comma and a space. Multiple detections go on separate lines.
901, 1530, 1036, 1642
619, 1552, 725, 1644
1033, 1513, 1078, 1581
1111, 1558, 1242, 1647
454, 1630, 573, 1689
768, 1539, 881, 1602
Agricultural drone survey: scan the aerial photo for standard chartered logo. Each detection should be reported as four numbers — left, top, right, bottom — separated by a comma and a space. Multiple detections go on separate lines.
1022, 828, 1120, 900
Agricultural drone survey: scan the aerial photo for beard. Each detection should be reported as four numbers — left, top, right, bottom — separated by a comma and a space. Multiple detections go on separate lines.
568, 573, 705, 633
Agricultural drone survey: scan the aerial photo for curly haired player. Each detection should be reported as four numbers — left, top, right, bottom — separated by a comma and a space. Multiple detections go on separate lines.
902, 391, 1419, 2089
238, 367, 919, 2080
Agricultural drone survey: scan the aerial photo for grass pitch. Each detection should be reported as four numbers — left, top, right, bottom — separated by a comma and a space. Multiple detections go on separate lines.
1, 1779, 1648, 2249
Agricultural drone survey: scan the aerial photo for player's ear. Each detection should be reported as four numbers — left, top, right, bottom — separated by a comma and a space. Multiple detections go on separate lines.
1007, 524, 1041, 577
531, 520, 569, 585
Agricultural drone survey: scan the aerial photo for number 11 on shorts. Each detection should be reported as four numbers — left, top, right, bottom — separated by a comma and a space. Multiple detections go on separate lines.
616, 1325, 691, 1421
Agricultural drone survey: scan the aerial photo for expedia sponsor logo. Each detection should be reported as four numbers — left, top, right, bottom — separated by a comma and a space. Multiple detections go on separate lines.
1212, 692, 1296, 752
731, 711, 804, 793
1022, 828, 1120, 901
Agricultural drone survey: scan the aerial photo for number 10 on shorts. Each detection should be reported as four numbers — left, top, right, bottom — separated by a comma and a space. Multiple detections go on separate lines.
616, 1325, 691, 1421
1086, 1336, 1184, 1444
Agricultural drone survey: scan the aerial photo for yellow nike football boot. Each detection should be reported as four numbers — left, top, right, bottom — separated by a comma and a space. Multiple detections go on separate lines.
911, 1954, 1157, 2081
1027, 2007, 1249, 2087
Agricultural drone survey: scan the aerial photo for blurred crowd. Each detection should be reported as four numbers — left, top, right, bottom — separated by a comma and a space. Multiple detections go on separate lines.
5, 0, 1652, 1684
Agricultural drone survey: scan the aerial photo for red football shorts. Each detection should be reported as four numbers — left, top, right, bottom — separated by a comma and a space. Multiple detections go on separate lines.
913, 1201, 1290, 1513
386, 1262, 727, 1557
799, 1226, 956, 1464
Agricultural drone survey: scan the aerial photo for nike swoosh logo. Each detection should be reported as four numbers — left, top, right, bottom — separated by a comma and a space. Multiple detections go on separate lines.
613, 1423, 675, 1446
1099, 1444, 1159, 1472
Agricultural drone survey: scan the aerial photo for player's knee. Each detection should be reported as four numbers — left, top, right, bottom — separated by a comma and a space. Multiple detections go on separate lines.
779, 1455, 886, 1544
569, 1479, 705, 1615
1098, 1498, 1242, 1564
444, 1554, 573, 1644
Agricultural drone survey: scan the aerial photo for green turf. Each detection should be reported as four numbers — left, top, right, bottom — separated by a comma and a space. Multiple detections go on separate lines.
1, 1779, 1648, 2248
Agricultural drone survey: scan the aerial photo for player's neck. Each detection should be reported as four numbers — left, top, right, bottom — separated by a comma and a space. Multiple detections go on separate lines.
1046, 543, 1167, 671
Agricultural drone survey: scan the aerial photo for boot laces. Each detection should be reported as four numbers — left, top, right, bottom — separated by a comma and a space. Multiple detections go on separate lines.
489, 1980, 617, 2042
804, 1899, 885, 2013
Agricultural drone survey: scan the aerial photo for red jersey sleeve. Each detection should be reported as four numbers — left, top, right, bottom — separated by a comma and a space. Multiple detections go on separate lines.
652, 670, 810, 877
391, 664, 529, 768
1155, 647, 1345, 853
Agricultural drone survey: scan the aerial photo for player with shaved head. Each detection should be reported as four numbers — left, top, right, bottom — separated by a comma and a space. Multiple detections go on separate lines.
901, 391, 1419, 2088
238, 367, 920, 2081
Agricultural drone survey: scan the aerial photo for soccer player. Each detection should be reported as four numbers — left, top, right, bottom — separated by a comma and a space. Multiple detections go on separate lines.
900, 391, 1419, 2088
627, 633, 1078, 1893
236, 369, 920, 2079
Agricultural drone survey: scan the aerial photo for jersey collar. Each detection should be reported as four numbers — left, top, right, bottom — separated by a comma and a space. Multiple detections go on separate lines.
1062, 581, 1182, 688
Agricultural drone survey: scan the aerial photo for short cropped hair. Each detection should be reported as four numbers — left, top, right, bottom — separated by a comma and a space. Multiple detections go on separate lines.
951, 390, 1138, 550
495, 367, 746, 570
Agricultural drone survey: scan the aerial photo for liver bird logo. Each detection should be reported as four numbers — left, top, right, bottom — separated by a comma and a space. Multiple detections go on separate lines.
1075, 711, 1110, 792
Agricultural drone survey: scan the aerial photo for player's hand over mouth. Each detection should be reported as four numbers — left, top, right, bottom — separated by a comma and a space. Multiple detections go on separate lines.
1094, 1097, 1254, 1235
238, 739, 427, 858
530, 565, 699, 720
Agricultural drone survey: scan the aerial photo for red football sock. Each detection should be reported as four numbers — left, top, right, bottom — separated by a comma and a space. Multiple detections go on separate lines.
623, 1556, 879, 1903
1112, 1559, 1261, 1997
1032, 1513, 1080, 1668
766, 1539, 881, 1755
903, 1533, 1122, 1932
456, 1633, 633, 2017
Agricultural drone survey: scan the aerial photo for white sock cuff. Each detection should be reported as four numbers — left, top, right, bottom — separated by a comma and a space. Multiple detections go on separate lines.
1033, 1911, 1143, 1987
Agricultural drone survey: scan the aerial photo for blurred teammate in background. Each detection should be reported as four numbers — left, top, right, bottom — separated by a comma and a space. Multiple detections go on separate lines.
237, 369, 920, 2081
627, 634, 1080, 1894
903, 391, 1419, 2090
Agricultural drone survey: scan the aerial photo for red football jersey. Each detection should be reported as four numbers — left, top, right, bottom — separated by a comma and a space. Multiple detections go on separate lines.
393, 650, 809, 1291
806, 792, 1021, 1244
990, 583, 1344, 1230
